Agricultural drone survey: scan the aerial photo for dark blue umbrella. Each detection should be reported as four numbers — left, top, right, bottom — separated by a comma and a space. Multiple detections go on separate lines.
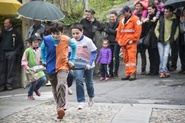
18, 1, 64, 21
163, 0, 185, 8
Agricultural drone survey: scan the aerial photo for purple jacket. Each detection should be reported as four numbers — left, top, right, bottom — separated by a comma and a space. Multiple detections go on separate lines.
97, 47, 112, 64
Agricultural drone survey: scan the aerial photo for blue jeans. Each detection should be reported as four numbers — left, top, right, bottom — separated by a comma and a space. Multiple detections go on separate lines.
28, 76, 47, 96
75, 68, 94, 102
158, 42, 171, 73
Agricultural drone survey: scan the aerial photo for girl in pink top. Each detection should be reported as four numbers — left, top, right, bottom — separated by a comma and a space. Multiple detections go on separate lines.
154, 0, 164, 19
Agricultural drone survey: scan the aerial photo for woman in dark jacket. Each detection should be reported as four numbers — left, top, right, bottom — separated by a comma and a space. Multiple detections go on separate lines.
144, 4, 160, 75
104, 10, 120, 77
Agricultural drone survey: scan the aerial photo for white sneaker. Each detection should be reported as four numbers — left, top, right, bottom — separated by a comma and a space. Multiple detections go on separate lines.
68, 88, 73, 95
88, 97, 94, 107
77, 102, 85, 110
45, 81, 51, 86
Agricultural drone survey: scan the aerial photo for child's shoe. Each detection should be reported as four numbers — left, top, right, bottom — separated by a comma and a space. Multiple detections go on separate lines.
68, 88, 73, 95
57, 108, 65, 119
88, 97, 94, 107
34, 89, 41, 96
77, 102, 85, 110
105, 77, 110, 81
27, 95, 35, 100
100, 77, 104, 81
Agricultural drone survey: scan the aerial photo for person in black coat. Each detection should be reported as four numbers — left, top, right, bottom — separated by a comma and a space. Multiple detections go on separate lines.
0, 18, 23, 91
80, 9, 103, 43
144, 4, 160, 75
104, 10, 120, 77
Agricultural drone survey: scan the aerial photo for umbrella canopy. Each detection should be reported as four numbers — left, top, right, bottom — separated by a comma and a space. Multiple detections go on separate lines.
18, 1, 64, 21
163, 0, 185, 8
0, 0, 22, 15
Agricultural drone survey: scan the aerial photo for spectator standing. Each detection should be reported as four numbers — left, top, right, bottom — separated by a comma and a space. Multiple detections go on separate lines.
41, 21, 77, 119
43, 21, 51, 36
21, 34, 47, 100
116, 6, 142, 81
0, 18, 23, 91
135, 2, 148, 75
27, 20, 45, 39
96, 39, 112, 81
80, 9, 102, 43
104, 10, 120, 77
144, 4, 160, 75
71, 23, 97, 110
155, 6, 179, 78
179, 8, 185, 74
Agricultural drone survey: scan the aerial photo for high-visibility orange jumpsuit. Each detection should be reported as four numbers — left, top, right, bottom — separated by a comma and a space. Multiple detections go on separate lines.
116, 14, 142, 77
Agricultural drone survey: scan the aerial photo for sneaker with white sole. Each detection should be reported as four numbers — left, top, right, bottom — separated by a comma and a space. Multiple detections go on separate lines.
68, 88, 73, 95
88, 97, 94, 107
77, 102, 85, 110
45, 81, 51, 86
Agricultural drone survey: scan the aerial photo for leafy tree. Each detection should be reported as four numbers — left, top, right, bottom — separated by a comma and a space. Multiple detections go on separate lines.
52, 0, 85, 27
51, 0, 128, 26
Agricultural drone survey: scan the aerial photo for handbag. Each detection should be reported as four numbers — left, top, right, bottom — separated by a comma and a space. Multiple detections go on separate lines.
142, 30, 151, 47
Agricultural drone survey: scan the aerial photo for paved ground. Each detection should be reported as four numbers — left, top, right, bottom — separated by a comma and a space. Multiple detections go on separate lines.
0, 92, 185, 123
1, 0, 185, 122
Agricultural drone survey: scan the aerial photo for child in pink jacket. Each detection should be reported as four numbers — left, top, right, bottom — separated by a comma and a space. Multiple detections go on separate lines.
154, 0, 164, 19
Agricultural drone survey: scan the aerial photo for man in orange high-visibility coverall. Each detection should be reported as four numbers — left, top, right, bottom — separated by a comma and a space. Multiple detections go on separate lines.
116, 6, 142, 81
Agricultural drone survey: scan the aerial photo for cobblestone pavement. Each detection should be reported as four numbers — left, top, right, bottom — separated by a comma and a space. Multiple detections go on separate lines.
0, 101, 122, 123
1, 100, 185, 123
149, 108, 185, 123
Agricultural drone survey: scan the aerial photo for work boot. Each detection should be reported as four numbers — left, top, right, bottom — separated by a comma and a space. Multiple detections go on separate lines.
129, 73, 136, 81
121, 76, 130, 80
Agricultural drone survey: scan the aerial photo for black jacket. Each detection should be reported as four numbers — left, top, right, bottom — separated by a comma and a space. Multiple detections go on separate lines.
80, 18, 102, 40
147, 13, 158, 49
0, 29, 23, 61
158, 15, 179, 45
104, 20, 119, 44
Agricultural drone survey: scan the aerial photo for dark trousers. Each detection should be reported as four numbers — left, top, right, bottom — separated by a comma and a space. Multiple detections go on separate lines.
67, 70, 74, 88
148, 48, 160, 75
109, 43, 120, 75
179, 35, 185, 71
100, 64, 110, 77
137, 45, 147, 71
0, 51, 16, 87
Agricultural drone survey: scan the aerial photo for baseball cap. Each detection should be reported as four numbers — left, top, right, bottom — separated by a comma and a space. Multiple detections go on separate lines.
120, 6, 131, 13
85, 9, 95, 14
30, 34, 41, 41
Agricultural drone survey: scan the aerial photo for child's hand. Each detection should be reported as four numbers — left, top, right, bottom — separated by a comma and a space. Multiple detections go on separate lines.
86, 64, 91, 70
68, 61, 74, 68
151, 17, 157, 22
42, 62, 46, 67
143, 18, 149, 23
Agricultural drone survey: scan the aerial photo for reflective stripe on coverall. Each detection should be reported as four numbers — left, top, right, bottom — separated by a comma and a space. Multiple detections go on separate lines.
116, 14, 142, 77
